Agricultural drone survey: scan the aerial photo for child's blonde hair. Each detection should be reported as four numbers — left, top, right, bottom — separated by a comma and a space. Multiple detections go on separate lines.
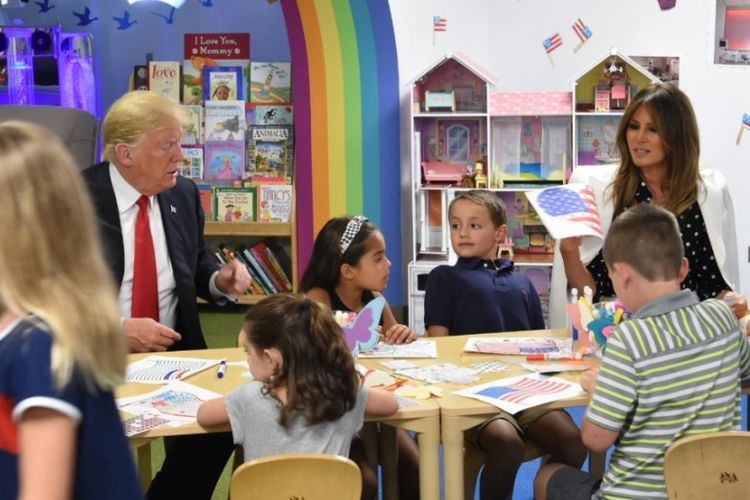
102, 90, 189, 162
0, 122, 127, 390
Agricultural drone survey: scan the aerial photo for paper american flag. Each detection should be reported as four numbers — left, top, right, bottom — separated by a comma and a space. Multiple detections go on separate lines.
572, 18, 592, 43
433, 16, 447, 32
476, 376, 570, 404
454, 374, 586, 414
543, 33, 563, 54
525, 184, 604, 240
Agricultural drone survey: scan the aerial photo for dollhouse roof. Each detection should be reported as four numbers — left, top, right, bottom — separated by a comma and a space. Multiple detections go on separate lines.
407, 51, 498, 87
568, 48, 660, 86
489, 91, 573, 116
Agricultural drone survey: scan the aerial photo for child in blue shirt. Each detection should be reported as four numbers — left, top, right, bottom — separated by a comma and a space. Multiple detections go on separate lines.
0, 122, 141, 499
425, 190, 585, 499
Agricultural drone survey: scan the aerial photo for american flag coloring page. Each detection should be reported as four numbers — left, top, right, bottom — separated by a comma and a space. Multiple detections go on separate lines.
524, 183, 603, 240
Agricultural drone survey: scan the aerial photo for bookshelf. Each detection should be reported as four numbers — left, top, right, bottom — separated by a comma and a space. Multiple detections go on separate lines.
202, 212, 298, 306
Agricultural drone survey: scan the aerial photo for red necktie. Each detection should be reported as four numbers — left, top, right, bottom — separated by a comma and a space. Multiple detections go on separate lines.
132, 195, 159, 321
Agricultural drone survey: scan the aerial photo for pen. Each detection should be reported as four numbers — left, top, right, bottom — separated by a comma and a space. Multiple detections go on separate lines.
216, 359, 227, 379
526, 353, 583, 361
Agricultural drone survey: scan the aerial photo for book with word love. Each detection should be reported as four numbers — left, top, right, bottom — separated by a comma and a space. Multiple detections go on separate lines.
148, 61, 181, 102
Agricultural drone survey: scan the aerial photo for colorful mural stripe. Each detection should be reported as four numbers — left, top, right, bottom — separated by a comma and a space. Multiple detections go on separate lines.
281, 0, 403, 304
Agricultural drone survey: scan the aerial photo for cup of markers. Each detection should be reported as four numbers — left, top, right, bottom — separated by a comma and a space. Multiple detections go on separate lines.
567, 295, 630, 356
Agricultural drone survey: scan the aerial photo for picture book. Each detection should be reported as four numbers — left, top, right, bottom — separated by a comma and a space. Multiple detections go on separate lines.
204, 100, 246, 141
524, 184, 603, 240
204, 140, 245, 184
180, 105, 202, 144
148, 61, 181, 102
248, 104, 294, 125
132, 64, 148, 91
250, 61, 292, 104
248, 244, 286, 293
246, 125, 293, 178
213, 186, 257, 222
196, 183, 213, 220
179, 146, 203, 179
183, 32, 251, 105
257, 184, 293, 222
453, 374, 585, 414
257, 241, 293, 291
203, 65, 243, 102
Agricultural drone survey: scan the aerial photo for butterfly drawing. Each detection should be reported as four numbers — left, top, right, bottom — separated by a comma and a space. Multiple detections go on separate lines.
342, 297, 385, 357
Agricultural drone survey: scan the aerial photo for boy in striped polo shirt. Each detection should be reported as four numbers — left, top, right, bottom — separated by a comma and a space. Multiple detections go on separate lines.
535, 203, 750, 500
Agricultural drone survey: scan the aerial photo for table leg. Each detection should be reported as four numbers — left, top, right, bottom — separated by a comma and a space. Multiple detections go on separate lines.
441, 414, 489, 500
136, 441, 153, 492
379, 415, 441, 500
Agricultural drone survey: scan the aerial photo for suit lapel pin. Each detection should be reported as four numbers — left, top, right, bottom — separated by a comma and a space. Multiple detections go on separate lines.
170, 204, 177, 214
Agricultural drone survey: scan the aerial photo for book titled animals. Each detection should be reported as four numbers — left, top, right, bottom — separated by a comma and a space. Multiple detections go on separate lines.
246, 125, 293, 179
257, 184, 293, 222
204, 141, 245, 184
204, 101, 246, 141
250, 61, 292, 104
213, 186, 256, 223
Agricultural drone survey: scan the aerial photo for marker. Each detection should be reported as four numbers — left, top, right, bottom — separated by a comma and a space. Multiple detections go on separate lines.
526, 352, 583, 361
216, 359, 227, 379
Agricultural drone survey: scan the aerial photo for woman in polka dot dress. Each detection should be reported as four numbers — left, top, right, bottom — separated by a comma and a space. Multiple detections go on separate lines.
549, 83, 747, 329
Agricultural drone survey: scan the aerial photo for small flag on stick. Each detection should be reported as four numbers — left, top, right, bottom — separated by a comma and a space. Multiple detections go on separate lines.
737, 113, 750, 145
572, 18, 592, 53
432, 16, 447, 46
543, 33, 563, 67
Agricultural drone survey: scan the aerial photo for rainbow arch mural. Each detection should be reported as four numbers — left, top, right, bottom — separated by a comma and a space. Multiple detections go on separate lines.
280, 0, 403, 305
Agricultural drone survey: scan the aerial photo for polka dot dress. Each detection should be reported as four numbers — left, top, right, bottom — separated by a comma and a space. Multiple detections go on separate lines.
587, 180, 729, 301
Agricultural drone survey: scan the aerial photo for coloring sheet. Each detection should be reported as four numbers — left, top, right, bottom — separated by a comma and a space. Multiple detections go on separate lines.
126, 355, 221, 384
454, 374, 585, 414
117, 380, 222, 425
464, 337, 572, 355
524, 184, 603, 240
359, 340, 438, 359
394, 363, 479, 385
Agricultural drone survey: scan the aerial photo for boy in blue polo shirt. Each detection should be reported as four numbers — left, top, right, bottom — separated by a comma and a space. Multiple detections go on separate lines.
424, 189, 584, 499
534, 203, 750, 500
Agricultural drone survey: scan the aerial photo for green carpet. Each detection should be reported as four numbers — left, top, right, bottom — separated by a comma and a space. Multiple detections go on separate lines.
145, 306, 247, 500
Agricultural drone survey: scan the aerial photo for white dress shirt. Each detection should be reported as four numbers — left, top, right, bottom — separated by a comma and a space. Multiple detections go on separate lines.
110, 164, 179, 328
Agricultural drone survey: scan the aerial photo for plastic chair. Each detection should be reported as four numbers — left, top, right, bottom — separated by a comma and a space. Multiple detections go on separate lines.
0, 105, 98, 169
229, 452, 362, 500
664, 431, 750, 500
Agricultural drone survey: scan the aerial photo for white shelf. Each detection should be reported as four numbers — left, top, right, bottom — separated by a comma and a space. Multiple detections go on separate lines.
575, 111, 625, 116
414, 111, 487, 118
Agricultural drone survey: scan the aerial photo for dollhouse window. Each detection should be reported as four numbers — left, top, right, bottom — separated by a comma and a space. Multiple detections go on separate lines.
447, 124, 470, 163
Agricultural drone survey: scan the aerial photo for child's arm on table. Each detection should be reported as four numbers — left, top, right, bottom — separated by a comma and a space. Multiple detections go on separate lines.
18, 407, 75, 500
197, 397, 230, 427
365, 388, 399, 417
381, 301, 418, 344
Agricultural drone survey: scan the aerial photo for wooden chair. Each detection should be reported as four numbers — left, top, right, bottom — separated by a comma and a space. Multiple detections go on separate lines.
229, 452, 362, 500
664, 431, 750, 500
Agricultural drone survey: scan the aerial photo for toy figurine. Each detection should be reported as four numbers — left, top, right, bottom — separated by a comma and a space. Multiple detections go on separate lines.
474, 161, 488, 188
461, 165, 476, 188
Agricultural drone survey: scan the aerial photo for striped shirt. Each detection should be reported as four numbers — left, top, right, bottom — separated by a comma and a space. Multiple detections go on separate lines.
587, 290, 750, 499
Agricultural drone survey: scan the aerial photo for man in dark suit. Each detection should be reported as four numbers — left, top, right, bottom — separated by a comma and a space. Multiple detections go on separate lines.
82, 90, 250, 499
